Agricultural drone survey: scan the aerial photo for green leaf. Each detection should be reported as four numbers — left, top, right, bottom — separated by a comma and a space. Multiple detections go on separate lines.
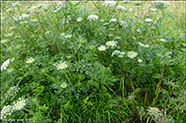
152, 73, 162, 79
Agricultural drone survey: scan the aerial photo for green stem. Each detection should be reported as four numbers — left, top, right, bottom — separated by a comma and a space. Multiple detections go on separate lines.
64, 71, 74, 89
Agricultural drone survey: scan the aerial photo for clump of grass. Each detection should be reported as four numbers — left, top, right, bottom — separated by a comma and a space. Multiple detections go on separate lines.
1, 1, 185, 123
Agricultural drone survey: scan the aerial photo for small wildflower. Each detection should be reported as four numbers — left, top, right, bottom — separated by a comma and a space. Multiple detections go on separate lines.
168, 81, 175, 86
145, 18, 153, 22
60, 32, 65, 36
10, 26, 16, 29
87, 15, 98, 21
128, 95, 132, 100
139, 42, 149, 47
26, 57, 35, 63
103, 22, 109, 26
19, 14, 29, 20
106, 41, 118, 48
5, 86, 20, 99
136, 28, 141, 33
110, 18, 117, 22
118, 52, 125, 58
0, 105, 13, 119
54, 61, 68, 70
1, 59, 10, 71
60, 82, 67, 88
150, 8, 158, 11
129, 8, 133, 11
111, 50, 121, 57
127, 51, 138, 59
1, 39, 8, 44
119, 20, 127, 27
147, 107, 162, 118
144, 44, 149, 48
153, 1, 170, 9
116, 5, 127, 11
159, 38, 167, 42
65, 34, 72, 38
13, 98, 26, 110
138, 59, 143, 63
103, 1, 116, 6
42, 4, 48, 9
77, 17, 83, 22
98, 45, 106, 51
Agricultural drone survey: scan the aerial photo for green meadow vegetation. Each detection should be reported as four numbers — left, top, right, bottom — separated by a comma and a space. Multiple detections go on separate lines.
1, 1, 186, 123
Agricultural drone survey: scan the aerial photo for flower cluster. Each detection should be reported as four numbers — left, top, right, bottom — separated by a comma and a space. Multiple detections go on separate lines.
110, 18, 117, 23
116, 5, 127, 11
111, 50, 121, 57
12, 98, 26, 110
147, 107, 162, 118
98, 45, 106, 51
119, 20, 127, 27
5, 86, 20, 99
87, 15, 98, 21
153, 1, 170, 9
19, 14, 29, 20
0, 105, 13, 119
54, 61, 68, 70
138, 42, 149, 47
102, 1, 116, 6
26, 57, 35, 63
145, 18, 153, 22
60, 82, 67, 88
127, 51, 138, 59
0, 98, 26, 119
77, 17, 83, 22
1, 59, 10, 71
106, 41, 118, 48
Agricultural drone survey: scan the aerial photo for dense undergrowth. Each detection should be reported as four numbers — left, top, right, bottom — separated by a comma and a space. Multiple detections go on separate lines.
1, 1, 186, 123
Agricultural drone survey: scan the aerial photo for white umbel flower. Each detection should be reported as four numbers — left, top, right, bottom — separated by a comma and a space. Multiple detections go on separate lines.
153, 1, 170, 9
60, 82, 67, 88
111, 50, 121, 57
119, 20, 127, 27
127, 51, 138, 59
13, 98, 26, 110
150, 8, 158, 11
103, 1, 116, 6
26, 57, 35, 63
147, 107, 162, 118
0, 105, 13, 119
19, 14, 29, 20
1, 59, 10, 71
116, 5, 127, 11
54, 61, 68, 70
87, 15, 98, 21
118, 52, 125, 58
110, 18, 117, 22
145, 18, 153, 22
77, 17, 83, 22
139, 42, 149, 48
138, 59, 143, 63
98, 45, 106, 51
106, 41, 118, 48
5, 86, 20, 98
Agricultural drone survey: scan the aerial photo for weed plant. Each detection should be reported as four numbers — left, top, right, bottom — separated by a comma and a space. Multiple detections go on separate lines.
1, 1, 186, 123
